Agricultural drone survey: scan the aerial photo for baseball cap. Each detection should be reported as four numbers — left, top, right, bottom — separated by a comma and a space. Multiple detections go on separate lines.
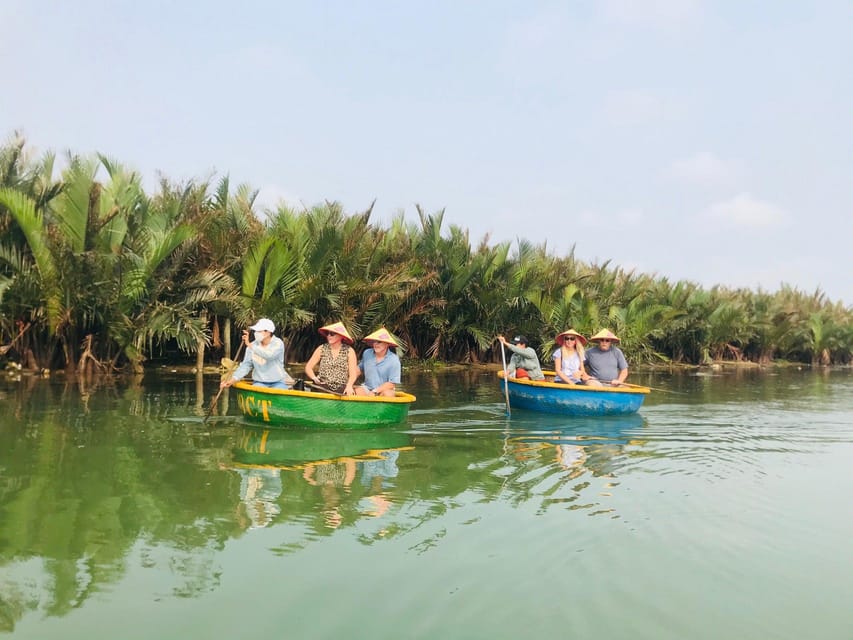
249, 318, 275, 332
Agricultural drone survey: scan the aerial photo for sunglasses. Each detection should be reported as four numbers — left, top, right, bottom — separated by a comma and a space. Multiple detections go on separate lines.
563, 337, 576, 342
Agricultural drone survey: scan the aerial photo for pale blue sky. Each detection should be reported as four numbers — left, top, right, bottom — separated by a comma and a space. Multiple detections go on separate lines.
2, 1, 851, 303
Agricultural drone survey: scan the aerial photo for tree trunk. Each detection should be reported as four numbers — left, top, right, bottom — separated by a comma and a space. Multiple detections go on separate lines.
212, 315, 222, 349
23, 348, 39, 370
62, 335, 77, 375
224, 317, 232, 360
196, 310, 208, 371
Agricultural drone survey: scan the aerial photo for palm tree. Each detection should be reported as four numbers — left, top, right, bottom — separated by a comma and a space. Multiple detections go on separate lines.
190, 176, 261, 363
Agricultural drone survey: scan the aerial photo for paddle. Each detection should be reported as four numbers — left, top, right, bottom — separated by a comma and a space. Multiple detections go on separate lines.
0, 321, 31, 356
203, 340, 245, 423
499, 341, 511, 416
305, 380, 346, 396
620, 381, 685, 394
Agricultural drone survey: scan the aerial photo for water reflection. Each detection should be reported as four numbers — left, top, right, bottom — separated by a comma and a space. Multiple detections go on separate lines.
482, 412, 648, 516
219, 413, 644, 544
225, 427, 412, 531
232, 466, 282, 529
2, 368, 852, 635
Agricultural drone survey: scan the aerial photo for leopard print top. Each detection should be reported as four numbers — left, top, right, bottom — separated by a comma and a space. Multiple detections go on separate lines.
317, 343, 351, 392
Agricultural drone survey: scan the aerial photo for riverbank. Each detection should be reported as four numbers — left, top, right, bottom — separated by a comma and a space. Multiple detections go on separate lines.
4, 357, 831, 383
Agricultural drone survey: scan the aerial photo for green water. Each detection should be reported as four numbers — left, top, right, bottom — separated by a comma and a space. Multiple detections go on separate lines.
1, 368, 852, 639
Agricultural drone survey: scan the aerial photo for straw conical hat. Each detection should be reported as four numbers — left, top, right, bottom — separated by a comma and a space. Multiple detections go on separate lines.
556, 329, 588, 346
589, 329, 620, 343
319, 321, 354, 345
363, 327, 400, 347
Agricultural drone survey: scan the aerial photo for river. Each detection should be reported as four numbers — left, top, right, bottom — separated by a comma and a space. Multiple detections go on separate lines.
1, 367, 852, 639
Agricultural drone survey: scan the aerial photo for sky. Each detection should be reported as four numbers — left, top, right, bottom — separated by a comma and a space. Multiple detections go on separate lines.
2, 1, 852, 304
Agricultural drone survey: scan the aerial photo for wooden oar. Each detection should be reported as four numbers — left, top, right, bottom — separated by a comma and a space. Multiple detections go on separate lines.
499, 341, 511, 416
305, 380, 346, 396
0, 321, 31, 356
620, 381, 684, 394
203, 340, 245, 423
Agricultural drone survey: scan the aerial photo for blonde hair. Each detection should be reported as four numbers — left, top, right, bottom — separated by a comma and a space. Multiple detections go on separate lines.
561, 340, 585, 360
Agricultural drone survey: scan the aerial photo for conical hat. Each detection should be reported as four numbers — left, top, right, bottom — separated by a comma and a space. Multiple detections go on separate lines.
556, 329, 588, 346
319, 321, 354, 345
589, 329, 620, 343
363, 327, 400, 347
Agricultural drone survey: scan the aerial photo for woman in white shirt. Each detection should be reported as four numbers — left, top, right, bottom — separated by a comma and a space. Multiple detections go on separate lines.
552, 329, 590, 384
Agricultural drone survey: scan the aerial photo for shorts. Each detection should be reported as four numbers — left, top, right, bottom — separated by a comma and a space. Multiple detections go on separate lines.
252, 380, 291, 390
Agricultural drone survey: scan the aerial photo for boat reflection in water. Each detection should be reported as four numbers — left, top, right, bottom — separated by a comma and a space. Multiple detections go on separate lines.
222, 412, 645, 532
501, 412, 647, 480
226, 425, 412, 531
502, 411, 645, 440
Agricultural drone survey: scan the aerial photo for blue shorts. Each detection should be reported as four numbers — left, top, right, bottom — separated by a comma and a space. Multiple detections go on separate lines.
252, 380, 291, 390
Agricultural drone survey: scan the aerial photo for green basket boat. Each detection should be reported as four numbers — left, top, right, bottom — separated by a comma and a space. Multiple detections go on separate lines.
234, 381, 416, 429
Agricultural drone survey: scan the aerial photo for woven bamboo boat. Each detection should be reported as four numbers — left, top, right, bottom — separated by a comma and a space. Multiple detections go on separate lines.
234, 382, 416, 429
497, 370, 649, 416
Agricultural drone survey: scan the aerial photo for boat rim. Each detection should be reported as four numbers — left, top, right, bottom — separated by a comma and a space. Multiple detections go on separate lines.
233, 381, 417, 403
497, 370, 650, 395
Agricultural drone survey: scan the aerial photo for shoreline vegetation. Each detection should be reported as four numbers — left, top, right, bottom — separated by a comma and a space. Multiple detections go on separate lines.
1, 132, 852, 380
4, 358, 838, 386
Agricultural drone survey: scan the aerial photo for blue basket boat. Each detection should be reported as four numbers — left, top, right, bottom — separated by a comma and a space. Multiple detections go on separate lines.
497, 370, 649, 416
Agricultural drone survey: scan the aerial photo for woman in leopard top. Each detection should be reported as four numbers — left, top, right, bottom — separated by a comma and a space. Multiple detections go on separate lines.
304, 321, 360, 395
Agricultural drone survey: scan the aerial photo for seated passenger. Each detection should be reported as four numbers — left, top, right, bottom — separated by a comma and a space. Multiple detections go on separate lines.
552, 329, 590, 384
305, 321, 359, 395
355, 327, 402, 398
584, 329, 629, 387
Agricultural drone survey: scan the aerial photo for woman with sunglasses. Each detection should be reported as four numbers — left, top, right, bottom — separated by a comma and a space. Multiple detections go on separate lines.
305, 321, 360, 395
584, 329, 629, 387
553, 329, 590, 384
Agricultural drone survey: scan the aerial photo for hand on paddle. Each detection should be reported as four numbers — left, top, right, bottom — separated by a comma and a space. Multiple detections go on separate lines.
219, 335, 250, 389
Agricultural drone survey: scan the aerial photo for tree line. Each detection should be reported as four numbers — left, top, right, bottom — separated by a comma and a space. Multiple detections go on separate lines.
1, 133, 851, 374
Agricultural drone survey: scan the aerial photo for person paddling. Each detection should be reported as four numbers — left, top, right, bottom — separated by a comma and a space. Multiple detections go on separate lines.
496, 334, 545, 380
220, 318, 290, 389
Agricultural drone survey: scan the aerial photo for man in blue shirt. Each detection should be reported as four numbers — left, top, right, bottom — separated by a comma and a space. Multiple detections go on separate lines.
355, 327, 402, 397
